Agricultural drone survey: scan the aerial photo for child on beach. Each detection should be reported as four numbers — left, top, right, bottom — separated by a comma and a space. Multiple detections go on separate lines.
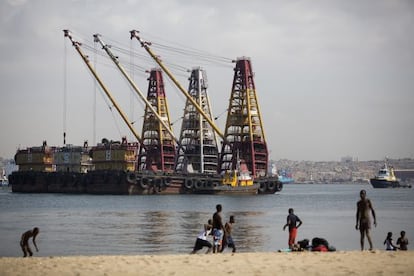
383, 232, 397, 251
191, 219, 213, 254
221, 215, 236, 253
20, 227, 39, 257
396, 231, 409, 250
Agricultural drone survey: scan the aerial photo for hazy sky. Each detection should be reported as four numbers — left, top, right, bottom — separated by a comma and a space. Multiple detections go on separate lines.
1, 0, 413, 161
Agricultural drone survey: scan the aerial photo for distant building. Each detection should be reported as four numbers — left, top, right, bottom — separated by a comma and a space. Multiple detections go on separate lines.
341, 156, 353, 163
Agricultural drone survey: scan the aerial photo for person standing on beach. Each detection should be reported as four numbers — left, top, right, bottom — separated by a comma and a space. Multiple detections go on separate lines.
221, 215, 236, 253
191, 219, 213, 254
20, 227, 39, 257
212, 204, 225, 253
283, 208, 302, 248
355, 189, 377, 251
397, 231, 408, 250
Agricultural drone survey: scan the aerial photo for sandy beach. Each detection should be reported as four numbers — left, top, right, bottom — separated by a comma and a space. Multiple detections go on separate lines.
1, 251, 413, 276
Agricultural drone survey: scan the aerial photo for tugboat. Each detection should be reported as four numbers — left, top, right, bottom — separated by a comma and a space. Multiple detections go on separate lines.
278, 170, 294, 184
270, 163, 294, 184
370, 159, 411, 188
191, 158, 259, 195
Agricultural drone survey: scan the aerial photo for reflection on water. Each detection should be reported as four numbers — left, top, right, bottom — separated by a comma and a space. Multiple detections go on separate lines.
0, 184, 413, 256
124, 210, 267, 254
229, 211, 266, 252
140, 211, 171, 252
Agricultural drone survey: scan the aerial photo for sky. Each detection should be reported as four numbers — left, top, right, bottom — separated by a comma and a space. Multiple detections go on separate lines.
1, 0, 413, 162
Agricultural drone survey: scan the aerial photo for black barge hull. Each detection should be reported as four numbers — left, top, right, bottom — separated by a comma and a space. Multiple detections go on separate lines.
9, 171, 283, 195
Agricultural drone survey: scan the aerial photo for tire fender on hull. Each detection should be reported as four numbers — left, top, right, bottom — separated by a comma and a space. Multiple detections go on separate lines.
205, 180, 213, 189
127, 172, 136, 184
194, 179, 204, 189
164, 177, 172, 187
140, 177, 151, 189
267, 180, 276, 192
184, 178, 193, 190
154, 178, 163, 189
259, 181, 267, 193
276, 181, 283, 192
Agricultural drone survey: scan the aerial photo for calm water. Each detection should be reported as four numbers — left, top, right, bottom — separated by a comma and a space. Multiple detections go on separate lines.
0, 183, 413, 256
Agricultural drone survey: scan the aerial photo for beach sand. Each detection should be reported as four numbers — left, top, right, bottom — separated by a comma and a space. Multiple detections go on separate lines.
1, 251, 413, 276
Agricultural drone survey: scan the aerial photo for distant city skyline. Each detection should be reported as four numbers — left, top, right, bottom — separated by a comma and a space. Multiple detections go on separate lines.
1, 0, 413, 161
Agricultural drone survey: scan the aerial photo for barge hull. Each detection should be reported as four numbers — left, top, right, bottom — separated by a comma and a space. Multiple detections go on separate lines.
9, 171, 282, 195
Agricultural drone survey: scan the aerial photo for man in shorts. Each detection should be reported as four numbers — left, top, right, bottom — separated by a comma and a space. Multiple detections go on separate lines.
212, 204, 224, 253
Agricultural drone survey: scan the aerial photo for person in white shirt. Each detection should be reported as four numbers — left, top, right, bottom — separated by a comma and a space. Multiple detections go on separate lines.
191, 219, 213, 254
384, 232, 397, 251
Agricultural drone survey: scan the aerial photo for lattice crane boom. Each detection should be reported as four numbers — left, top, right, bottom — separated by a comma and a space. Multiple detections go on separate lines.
93, 34, 180, 147
130, 30, 225, 140
63, 30, 142, 144
138, 69, 176, 171
175, 67, 219, 174
220, 57, 269, 177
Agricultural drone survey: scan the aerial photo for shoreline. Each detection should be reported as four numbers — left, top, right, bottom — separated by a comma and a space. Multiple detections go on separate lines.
1, 251, 413, 276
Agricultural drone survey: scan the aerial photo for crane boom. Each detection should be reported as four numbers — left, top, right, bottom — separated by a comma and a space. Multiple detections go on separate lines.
63, 30, 142, 143
93, 34, 181, 147
130, 30, 225, 140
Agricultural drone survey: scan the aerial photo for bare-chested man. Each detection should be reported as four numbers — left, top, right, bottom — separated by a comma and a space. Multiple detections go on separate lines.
212, 204, 224, 253
221, 215, 236, 253
355, 190, 376, 251
20, 227, 39, 257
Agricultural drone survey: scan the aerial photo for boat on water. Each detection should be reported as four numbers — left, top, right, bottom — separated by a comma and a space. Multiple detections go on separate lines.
9, 140, 282, 195
191, 160, 260, 195
370, 160, 411, 188
278, 170, 294, 184
9, 30, 284, 196
270, 163, 294, 184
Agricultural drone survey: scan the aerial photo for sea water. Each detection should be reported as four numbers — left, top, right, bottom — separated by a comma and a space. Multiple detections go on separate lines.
0, 183, 413, 257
